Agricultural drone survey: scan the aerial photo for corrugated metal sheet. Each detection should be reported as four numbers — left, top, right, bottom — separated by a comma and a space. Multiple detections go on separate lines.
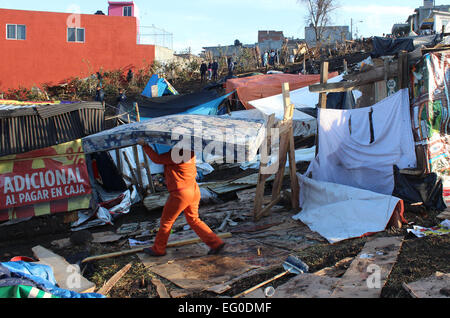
0, 102, 105, 156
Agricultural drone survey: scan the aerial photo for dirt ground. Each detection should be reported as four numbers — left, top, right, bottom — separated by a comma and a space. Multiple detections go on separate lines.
0, 179, 448, 299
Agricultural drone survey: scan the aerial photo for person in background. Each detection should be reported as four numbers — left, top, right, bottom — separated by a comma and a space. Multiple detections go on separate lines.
263, 51, 269, 69
207, 61, 213, 81
200, 61, 208, 83
117, 88, 126, 103
212, 60, 219, 82
95, 85, 104, 103
127, 69, 134, 83
137, 140, 226, 257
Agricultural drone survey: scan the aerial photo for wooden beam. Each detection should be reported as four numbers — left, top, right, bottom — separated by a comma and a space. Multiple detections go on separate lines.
151, 278, 171, 298
81, 232, 233, 263
318, 61, 329, 109
97, 263, 132, 295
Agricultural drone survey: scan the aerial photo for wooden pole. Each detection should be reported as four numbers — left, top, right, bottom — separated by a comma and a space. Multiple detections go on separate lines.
134, 102, 155, 193
316, 61, 329, 157
81, 232, 233, 263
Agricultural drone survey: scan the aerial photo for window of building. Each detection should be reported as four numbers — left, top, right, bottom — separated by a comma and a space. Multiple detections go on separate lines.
123, 6, 132, 17
6, 24, 26, 40
67, 27, 85, 43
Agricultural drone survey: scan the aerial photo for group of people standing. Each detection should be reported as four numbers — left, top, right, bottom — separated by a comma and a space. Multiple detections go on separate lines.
200, 60, 220, 83
262, 49, 279, 68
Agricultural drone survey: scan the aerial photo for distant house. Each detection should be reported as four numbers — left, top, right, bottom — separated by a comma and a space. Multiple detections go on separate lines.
305, 25, 351, 46
258, 30, 285, 52
406, 1, 450, 34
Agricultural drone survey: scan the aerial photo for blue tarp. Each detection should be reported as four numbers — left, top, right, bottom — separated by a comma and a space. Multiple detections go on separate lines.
1, 262, 105, 298
142, 75, 178, 97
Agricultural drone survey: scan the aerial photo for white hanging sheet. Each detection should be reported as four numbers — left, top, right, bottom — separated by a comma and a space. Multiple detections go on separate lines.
308, 88, 417, 195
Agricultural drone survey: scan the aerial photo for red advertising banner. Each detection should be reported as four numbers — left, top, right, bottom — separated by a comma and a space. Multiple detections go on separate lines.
0, 139, 92, 214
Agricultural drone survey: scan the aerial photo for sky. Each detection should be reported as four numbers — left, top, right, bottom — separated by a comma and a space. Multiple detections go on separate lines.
0, 0, 448, 54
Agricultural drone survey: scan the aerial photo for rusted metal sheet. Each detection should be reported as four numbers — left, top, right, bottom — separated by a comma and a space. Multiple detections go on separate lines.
0, 102, 105, 156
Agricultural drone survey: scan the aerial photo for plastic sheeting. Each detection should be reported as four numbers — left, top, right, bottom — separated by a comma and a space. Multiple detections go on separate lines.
248, 74, 344, 111
141, 74, 178, 97
308, 89, 417, 195
226, 73, 338, 109
1, 262, 104, 298
371, 37, 415, 58
293, 175, 403, 243
118, 90, 224, 121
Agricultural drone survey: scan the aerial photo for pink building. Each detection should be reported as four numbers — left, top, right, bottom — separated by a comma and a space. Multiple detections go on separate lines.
108, 1, 140, 42
108, 1, 135, 17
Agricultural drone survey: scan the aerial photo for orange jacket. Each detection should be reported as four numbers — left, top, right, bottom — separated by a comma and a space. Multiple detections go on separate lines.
142, 145, 197, 192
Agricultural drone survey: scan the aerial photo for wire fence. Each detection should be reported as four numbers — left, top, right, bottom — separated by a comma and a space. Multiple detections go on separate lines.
138, 25, 173, 50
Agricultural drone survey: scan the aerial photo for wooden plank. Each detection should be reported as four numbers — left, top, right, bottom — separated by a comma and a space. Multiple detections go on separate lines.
32, 245, 96, 294
318, 61, 329, 108
97, 263, 132, 295
81, 233, 232, 263
151, 278, 171, 298
331, 236, 404, 298
149, 255, 258, 291
245, 273, 340, 298
253, 115, 276, 221
402, 272, 450, 298
437, 210, 450, 220
132, 145, 144, 192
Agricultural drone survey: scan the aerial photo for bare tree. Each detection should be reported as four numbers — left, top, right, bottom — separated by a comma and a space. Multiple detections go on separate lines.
299, 0, 338, 45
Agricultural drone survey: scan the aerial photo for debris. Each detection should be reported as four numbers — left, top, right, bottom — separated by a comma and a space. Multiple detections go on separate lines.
70, 230, 93, 246
128, 239, 152, 247
116, 223, 140, 235
437, 210, 450, 220
407, 220, 450, 238
51, 238, 72, 249
330, 236, 404, 298
233, 255, 309, 298
81, 232, 232, 263
97, 263, 133, 296
402, 272, 450, 298
245, 273, 340, 298
151, 278, 171, 298
32, 245, 96, 294
92, 232, 123, 244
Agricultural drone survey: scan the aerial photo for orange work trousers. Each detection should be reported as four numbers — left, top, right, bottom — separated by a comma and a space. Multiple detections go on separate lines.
152, 184, 224, 255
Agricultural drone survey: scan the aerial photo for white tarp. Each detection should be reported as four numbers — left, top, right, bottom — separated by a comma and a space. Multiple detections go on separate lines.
308, 88, 416, 195
248, 74, 344, 111
293, 174, 402, 243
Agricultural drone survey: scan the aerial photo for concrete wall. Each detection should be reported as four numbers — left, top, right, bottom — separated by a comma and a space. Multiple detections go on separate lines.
0, 9, 155, 91
305, 26, 351, 46
155, 45, 174, 63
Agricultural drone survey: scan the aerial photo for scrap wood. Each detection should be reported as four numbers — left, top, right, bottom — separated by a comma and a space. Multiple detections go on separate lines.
437, 210, 450, 220
313, 257, 354, 278
245, 273, 340, 299
149, 255, 259, 292
243, 257, 353, 298
330, 236, 404, 298
402, 272, 450, 298
151, 277, 171, 298
92, 231, 123, 244
32, 245, 96, 294
81, 232, 232, 263
97, 262, 132, 296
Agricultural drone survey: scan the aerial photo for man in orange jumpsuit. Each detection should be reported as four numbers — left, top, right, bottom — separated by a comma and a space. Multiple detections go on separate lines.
138, 140, 225, 257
